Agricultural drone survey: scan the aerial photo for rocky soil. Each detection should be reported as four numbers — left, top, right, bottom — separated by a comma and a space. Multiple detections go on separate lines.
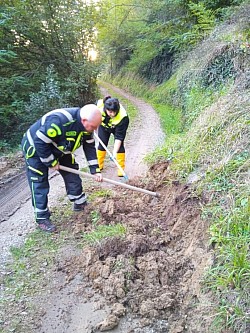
0, 84, 215, 333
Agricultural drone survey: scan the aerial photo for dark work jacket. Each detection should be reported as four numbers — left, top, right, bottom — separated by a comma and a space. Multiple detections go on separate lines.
23, 107, 99, 174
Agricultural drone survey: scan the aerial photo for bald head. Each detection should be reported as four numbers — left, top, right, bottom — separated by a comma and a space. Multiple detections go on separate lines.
80, 104, 102, 132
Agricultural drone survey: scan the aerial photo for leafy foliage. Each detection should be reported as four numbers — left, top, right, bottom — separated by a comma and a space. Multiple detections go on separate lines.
0, 50, 17, 63
0, 65, 62, 149
169, 1, 216, 52
98, 0, 244, 82
0, 0, 101, 151
24, 65, 63, 121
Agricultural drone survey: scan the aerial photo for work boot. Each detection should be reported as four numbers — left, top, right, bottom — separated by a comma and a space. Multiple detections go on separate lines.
37, 219, 56, 233
116, 152, 126, 177
73, 201, 88, 211
97, 150, 106, 170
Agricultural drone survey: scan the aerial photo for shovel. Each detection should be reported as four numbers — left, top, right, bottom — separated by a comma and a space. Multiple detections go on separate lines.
59, 165, 160, 197
94, 132, 129, 181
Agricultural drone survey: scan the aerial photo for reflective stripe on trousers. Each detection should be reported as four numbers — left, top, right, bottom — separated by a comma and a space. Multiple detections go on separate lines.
21, 136, 85, 220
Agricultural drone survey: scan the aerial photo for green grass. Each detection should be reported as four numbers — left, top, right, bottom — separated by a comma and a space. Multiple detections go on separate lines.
4, 231, 65, 300
88, 188, 113, 201
81, 210, 126, 245
51, 200, 74, 221
151, 103, 182, 136
82, 222, 126, 245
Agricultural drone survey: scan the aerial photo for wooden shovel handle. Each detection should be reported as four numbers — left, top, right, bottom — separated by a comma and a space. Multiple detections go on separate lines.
59, 165, 160, 197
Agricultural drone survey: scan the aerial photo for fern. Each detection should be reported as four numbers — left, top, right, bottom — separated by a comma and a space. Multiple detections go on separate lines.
170, 1, 215, 51
0, 50, 17, 64
188, 1, 215, 32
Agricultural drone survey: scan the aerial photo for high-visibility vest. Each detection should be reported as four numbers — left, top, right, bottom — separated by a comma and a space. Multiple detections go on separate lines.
97, 99, 128, 128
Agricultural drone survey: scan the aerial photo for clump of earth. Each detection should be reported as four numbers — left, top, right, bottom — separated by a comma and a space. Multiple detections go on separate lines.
56, 161, 214, 333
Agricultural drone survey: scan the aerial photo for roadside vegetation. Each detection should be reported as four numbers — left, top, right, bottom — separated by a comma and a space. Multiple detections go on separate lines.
0, 0, 102, 151
99, 3, 250, 332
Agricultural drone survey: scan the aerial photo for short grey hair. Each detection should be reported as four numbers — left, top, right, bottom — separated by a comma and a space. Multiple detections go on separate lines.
80, 104, 101, 121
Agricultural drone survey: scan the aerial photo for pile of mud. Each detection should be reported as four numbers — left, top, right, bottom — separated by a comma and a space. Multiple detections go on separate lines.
61, 162, 214, 333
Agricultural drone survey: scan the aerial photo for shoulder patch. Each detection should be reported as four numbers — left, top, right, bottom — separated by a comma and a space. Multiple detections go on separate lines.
47, 128, 57, 137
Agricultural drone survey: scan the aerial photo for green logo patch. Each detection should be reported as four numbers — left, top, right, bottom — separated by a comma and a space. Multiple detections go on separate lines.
66, 131, 77, 136
47, 128, 57, 137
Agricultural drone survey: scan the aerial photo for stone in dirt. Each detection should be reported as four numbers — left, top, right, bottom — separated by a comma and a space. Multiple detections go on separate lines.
96, 314, 120, 331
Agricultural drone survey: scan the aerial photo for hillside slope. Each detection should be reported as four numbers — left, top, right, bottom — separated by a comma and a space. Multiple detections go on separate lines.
101, 3, 250, 332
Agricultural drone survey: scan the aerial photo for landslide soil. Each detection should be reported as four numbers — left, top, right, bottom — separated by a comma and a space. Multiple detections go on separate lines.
0, 84, 214, 333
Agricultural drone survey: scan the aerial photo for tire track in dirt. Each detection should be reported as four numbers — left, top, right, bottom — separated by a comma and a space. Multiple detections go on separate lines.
0, 170, 58, 223
0, 172, 30, 222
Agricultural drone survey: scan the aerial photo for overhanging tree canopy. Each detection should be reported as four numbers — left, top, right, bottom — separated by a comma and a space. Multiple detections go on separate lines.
0, 0, 101, 144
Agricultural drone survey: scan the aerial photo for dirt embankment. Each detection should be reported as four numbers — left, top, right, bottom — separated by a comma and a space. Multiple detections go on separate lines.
60, 161, 213, 333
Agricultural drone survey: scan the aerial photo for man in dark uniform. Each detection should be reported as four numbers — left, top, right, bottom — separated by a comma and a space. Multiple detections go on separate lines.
21, 104, 102, 232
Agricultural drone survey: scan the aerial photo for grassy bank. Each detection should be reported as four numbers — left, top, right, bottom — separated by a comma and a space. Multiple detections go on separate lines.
100, 8, 250, 331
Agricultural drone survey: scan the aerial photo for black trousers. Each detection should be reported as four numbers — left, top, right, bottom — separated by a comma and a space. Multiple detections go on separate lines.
22, 137, 84, 221
97, 126, 125, 153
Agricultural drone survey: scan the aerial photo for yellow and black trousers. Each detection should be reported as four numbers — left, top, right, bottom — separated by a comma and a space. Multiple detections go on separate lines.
97, 126, 126, 176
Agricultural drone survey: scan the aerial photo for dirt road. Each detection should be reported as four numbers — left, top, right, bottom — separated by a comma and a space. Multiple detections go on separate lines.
0, 84, 164, 262
0, 84, 168, 333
